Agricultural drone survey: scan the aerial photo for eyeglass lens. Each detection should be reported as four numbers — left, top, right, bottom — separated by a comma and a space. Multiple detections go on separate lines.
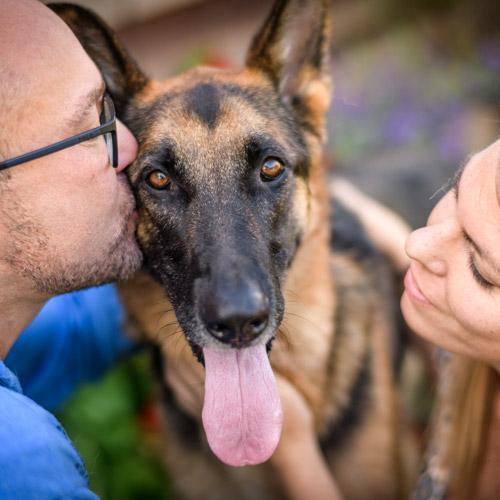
101, 97, 114, 166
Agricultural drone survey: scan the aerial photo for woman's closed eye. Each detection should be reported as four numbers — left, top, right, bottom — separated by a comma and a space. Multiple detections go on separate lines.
468, 253, 494, 290
462, 230, 496, 290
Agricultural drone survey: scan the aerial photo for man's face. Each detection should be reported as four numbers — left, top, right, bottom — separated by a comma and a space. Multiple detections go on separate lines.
0, 1, 142, 295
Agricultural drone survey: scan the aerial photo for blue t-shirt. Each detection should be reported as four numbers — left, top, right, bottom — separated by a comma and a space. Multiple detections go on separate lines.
5, 284, 134, 411
0, 284, 135, 498
0, 360, 99, 499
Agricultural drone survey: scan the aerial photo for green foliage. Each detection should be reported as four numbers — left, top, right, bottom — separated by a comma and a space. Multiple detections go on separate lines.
57, 353, 173, 500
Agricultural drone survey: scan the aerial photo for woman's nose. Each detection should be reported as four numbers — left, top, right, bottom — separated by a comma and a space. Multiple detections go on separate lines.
115, 119, 138, 172
405, 223, 452, 276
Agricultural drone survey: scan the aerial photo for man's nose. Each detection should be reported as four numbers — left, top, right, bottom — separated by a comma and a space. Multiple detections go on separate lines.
115, 119, 138, 172
405, 220, 456, 276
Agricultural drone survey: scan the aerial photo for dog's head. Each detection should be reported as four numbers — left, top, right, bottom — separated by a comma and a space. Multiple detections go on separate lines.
51, 0, 332, 466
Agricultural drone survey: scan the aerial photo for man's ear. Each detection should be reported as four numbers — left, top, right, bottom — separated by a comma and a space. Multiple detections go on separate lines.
48, 3, 149, 115
246, 0, 332, 137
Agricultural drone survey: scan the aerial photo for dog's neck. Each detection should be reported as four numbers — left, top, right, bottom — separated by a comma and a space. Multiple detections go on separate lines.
270, 163, 336, 413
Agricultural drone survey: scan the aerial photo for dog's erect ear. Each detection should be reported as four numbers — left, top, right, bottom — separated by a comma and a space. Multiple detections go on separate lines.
48, 3, 148, 115
246, 0, 332, 134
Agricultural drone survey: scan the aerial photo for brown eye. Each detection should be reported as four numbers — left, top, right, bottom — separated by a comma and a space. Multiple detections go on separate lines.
260, 158, 285, 181
146, 170, 170, 190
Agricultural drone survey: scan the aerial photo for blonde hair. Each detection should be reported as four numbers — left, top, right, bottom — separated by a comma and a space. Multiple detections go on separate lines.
444, 356, 498, 498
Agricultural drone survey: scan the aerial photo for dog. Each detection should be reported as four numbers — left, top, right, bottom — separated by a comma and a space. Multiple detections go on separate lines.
51, 1, 417, 498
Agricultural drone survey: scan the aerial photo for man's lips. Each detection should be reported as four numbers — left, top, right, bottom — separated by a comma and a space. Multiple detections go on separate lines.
404, 267, 434, 307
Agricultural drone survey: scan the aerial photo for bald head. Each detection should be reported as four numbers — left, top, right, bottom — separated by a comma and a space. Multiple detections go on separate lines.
0, 0, 101, 160
0, 0, 75, 107
0, 0, 70, 63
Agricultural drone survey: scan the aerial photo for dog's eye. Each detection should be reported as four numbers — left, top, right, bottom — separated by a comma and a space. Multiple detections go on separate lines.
146, 170, 170, 190
260, 158, 284, 182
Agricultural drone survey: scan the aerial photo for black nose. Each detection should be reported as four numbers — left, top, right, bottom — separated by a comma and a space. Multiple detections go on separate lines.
201, 280, 270, 347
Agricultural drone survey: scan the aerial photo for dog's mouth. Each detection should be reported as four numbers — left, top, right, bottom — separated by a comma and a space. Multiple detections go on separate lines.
188, 337, 275, 365
187, 337, 283, 467
152, 249, 285, 466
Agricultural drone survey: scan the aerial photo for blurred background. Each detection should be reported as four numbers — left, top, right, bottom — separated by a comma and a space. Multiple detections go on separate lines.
47, 0, 500, 498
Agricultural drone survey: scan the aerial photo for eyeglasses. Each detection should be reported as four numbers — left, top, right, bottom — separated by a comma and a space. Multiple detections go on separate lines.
0, 92, 118, 171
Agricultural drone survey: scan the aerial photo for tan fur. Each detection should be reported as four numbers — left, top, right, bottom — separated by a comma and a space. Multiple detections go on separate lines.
118, 100, 417, 497
51, 0, 417, 496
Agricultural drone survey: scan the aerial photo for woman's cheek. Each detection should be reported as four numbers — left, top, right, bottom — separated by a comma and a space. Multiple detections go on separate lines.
448, 284, 492, 339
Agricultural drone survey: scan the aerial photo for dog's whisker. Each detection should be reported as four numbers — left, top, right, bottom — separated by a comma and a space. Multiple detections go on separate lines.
275, 326, 292, 350
149, 308, 177, 335
155, 322, 182, 345
157, 320, 180, 332
157, 308, 176, 320
281, 311, 325, 338
282, 288, 305, 305
276, 322, 306, 348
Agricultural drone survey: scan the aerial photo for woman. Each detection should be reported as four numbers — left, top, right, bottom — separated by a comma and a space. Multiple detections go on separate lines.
402, 138, 500, 499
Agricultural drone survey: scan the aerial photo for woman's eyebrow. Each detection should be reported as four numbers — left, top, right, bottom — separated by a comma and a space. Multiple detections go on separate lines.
451, 161, 468, 200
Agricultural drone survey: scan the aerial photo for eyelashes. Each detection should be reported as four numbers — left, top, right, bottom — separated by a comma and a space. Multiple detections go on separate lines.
468, 252, 493, 290
462, 230, 495, 290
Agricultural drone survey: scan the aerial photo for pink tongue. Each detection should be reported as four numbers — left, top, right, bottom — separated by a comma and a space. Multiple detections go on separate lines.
202, 344, 283, 467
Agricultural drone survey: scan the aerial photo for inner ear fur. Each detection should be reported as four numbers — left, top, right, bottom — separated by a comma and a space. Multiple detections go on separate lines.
246, 0, 332, 136
48, 3, 149, 115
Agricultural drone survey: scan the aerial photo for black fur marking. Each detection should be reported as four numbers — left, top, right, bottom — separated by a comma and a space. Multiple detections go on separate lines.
184, 83, 220, 129
311, 8, 328, 70
126, 79, 312, 177
244, 135, 289, 174
188, 340, 204, 365
244, 133, 309, 182
329, 197, 406, 375
134, 143, 196, 199
220, 82, 315, 173
318, 198, 393, 453
289, 96, 323, 141
151, 345, 201, 449
319, 351, 371, 453
329, 198, 382, 266
246, 0, 288, 86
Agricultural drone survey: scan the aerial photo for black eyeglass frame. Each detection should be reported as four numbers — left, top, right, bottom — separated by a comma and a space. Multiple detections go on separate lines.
0, 93, 118, 171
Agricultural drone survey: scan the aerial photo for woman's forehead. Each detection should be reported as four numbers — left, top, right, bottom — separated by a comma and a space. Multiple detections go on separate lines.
490, 140, 500, 207
459, 142, 500, 232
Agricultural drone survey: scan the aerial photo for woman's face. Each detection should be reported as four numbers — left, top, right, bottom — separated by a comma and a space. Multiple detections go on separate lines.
402, 138, 500, 370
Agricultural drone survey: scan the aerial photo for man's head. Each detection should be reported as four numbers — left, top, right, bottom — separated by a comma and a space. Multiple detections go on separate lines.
0, 0, 142, 296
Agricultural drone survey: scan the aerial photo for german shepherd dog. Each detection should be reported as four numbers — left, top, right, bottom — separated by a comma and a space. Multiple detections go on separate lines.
51, 1, 416, 498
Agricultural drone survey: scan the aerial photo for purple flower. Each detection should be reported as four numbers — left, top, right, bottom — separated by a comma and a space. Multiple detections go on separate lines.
478, 41, 500, 71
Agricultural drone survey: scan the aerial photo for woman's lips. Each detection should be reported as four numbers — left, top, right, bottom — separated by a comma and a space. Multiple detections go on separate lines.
404, 267, 434, 307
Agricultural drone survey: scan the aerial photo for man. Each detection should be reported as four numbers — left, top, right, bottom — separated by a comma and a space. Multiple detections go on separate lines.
0, 0, 143, 497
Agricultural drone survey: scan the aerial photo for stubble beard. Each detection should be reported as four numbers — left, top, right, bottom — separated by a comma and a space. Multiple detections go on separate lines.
0, 174, 143, 295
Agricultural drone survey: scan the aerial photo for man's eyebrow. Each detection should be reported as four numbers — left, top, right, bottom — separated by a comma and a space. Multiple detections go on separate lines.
63, 80, 106, 133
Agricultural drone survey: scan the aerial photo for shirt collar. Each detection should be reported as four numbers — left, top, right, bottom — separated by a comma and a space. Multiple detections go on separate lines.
0, 360, 22, 394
